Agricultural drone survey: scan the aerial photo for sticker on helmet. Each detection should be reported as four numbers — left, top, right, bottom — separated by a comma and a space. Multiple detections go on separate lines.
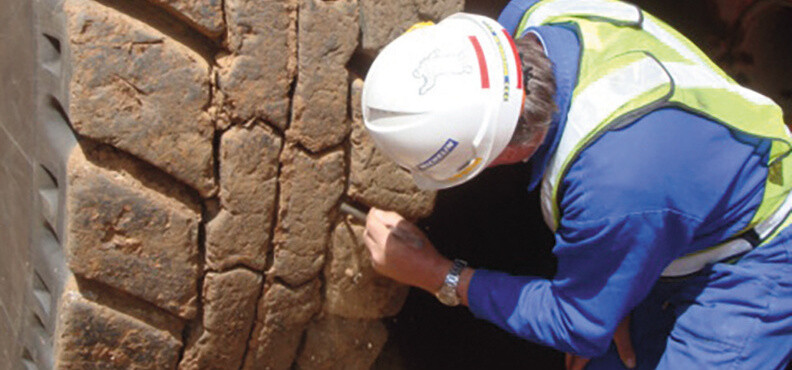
468, 36, 490, 90
413, 49, 473, 95
482, 21, 511, 101
417, 139, 459, 171
502, 29, 523, 90
445, 157, 483, 181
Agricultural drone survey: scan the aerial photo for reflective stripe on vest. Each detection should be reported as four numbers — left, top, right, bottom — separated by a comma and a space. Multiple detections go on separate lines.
662, 189, 792, 276
516, 0, 792, 276
539, 52, 673, 228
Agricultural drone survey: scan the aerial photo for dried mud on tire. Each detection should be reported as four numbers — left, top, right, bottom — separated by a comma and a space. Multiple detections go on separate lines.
53, 0, 467, 368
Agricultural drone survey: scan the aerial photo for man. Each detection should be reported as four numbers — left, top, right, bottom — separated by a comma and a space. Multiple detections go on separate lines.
361, 0, 792, 369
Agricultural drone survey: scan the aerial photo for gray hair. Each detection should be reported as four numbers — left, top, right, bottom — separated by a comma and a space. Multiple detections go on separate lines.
510, 32, 557, 146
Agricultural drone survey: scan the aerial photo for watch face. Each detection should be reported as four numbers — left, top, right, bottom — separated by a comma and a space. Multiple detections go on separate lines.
436, 285, 460, 306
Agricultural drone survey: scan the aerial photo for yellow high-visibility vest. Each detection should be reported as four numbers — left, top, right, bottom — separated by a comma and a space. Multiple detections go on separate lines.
516, 0, 792, 276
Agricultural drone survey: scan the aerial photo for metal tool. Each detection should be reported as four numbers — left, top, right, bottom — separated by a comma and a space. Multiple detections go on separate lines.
340, 201, 368, 222
339, 201, 425, 248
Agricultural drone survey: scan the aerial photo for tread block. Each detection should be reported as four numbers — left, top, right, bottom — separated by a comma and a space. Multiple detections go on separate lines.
242, 279, 321, 370
295, 315, 388, 370
144, 0, 225, 38
65, 0, 216, 197
359, 0, 463, 56
324, 219, 409, 319
216, 0, 297, 129
67, 144, 201, 319
271, 145, 345, 287
55, 279, 183, 369
286, 0, 359, 152
179, 269, 262, 369
206, 124, 281, 271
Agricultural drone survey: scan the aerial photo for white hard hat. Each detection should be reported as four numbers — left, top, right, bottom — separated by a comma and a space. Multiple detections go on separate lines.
362, 13, 525, 190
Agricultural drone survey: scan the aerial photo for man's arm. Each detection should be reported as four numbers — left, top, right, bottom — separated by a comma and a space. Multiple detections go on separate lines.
466, 210, 698, 356
364, 108, 770, 357
364, 206, 696, 356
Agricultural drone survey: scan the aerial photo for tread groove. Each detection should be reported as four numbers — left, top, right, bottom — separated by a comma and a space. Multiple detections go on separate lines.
237, 273, 266, 370
76, 138, 203, 207
92, 0, 223, 64
72, 276, 186, 335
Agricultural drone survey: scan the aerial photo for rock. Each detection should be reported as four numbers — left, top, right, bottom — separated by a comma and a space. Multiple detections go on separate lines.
65, 0, 216, 197
55, 279, 183, 369
295, 315, 388, 370
325, 219, 409, 319
179, 269, 262, 370
286, 0, 359, 152
217, 0, 297, 129
359, 0, 463, 56
242, 280, 321, 370
271, 145, 345, 286
67, 143, 201, 319
348, 79, 436, 220
206, 124, 281, 271
143, 0, 225, 37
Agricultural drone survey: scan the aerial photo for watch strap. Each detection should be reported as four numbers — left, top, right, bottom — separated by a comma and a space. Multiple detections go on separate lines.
436, 259, 467, 306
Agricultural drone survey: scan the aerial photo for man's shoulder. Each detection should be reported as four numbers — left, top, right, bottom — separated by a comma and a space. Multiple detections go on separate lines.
498, 0, 543, 34
571, 107, 750, 175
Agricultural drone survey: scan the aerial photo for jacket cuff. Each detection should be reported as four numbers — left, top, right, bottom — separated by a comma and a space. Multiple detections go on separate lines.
467, 268, 538, 324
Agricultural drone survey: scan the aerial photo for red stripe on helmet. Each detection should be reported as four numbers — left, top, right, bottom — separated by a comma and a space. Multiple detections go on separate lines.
468, 36, 490, 89
502, 29, 523, 89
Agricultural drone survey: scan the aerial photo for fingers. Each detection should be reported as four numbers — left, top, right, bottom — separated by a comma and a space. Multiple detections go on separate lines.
614, 316, 636, 369
362, 230, 381, 263
368, 207, 404, 227
365, 209, 394, 246
367, 208, 426, 248
565, 317, 636, 370
363, 228, 377, 251
565, 353, 589, 370
394, 217, 424, 236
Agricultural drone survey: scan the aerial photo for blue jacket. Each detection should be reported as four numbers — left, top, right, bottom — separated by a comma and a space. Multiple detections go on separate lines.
466, 0, 771, 356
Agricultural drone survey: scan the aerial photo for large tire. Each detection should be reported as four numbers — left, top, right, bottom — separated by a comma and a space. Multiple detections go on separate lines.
0, 0, 464, 368
6, 0, 786, 368
0, 0, 74, 367
55, 0, 450, 367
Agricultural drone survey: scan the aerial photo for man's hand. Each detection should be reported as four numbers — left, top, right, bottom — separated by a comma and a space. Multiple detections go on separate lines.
363, 208, 451, 293
565, 316, 635, 370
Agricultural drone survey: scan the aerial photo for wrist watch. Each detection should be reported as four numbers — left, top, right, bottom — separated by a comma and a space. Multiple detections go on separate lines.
435, 259, 467, 306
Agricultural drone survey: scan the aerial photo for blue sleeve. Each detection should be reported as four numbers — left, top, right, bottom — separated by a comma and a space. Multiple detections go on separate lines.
469, 210, 699, 356
498, 0, 543, 34
467, 108, 769, 356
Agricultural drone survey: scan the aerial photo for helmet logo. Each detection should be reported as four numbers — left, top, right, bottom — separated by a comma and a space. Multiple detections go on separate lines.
413, 49, 472, 95
417, 139, 459, 171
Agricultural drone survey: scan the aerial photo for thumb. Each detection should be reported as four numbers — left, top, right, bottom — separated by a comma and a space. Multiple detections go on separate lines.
613, 316, 636, 369
565, 352, 590, 370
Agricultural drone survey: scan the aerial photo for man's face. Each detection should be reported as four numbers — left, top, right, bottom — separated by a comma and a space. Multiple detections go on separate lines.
487, 125, 549, 168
